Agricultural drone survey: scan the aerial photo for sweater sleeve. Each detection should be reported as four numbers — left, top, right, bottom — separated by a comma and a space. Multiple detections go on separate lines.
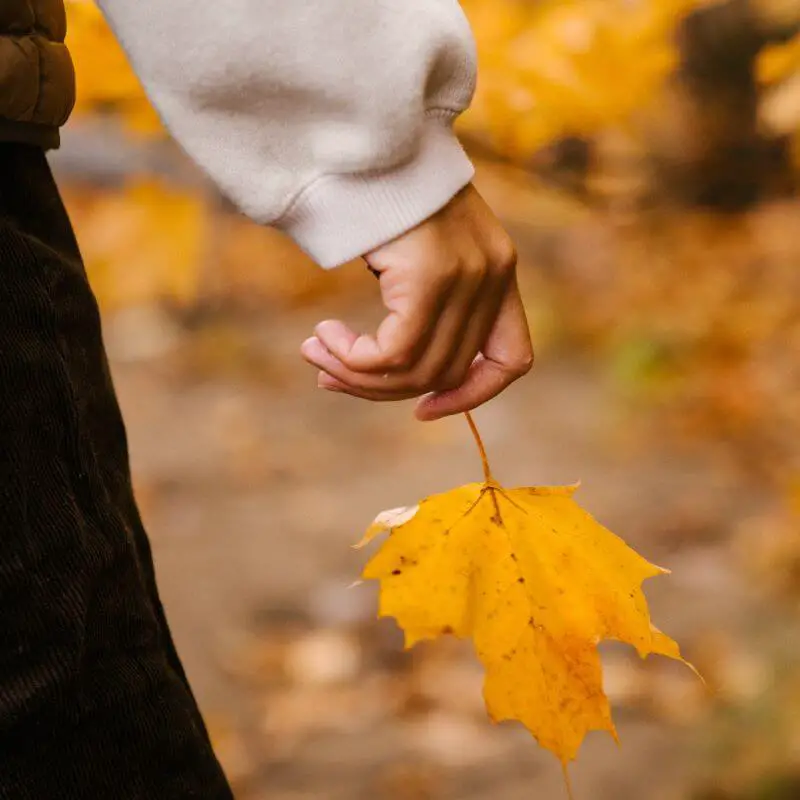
95, 0, 478, 268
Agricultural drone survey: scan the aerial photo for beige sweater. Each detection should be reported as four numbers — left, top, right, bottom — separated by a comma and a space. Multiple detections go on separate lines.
97, 0, 478, 268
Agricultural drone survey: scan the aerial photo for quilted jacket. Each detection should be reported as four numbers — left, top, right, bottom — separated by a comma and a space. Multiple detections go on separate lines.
0, 0, 75, 149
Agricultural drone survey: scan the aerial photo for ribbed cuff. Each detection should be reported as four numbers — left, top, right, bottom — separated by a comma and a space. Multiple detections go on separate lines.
0, 119, 61, 150
275, 114, 475, 268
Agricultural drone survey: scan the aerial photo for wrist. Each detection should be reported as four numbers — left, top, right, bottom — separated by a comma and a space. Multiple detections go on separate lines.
274, 114, 475, 268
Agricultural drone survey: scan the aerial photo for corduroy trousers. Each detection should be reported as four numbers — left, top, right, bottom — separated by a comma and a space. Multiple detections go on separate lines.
0, 143, 234, 799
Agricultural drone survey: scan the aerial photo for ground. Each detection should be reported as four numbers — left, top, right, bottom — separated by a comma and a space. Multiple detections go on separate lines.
101, 284, 766, 799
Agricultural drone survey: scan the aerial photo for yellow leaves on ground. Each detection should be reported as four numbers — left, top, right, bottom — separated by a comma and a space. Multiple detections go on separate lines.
758, 33, 800, 86
459, 0, 718, 157
757, 32, 800, 167
65, 0, 162, 136
357, 417, 694, 775
62, 179, 369, 312
63, 181, 205, 310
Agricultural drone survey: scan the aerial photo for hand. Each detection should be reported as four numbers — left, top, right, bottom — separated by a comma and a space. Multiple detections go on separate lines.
300, 184, 533, 421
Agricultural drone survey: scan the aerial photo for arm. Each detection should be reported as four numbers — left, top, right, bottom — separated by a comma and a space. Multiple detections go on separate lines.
96, 0, 478, 268
97, 0, 533, 418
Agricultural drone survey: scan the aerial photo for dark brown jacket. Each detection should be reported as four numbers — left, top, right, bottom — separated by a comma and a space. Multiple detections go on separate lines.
0, 0, 75, 149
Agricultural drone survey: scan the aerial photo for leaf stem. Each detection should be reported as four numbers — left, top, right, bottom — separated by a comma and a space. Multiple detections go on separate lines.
562, 762, 575, 800
464, 412, 493, 484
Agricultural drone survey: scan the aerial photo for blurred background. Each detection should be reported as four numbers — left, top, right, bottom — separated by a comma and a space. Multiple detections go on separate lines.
57, 1, 800, 798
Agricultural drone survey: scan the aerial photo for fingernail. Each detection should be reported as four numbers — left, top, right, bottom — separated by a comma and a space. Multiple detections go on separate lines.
315, 319, 338, 339
317, 374, 339, 390
301, 336, 317, 355
315, 319, 350, 351
302, 337, 334, 364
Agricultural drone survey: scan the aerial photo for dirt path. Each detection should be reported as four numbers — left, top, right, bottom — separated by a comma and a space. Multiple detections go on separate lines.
100, 288, 761, 799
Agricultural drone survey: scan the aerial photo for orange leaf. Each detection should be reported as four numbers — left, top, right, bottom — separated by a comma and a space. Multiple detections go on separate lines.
357, 414, 699, 794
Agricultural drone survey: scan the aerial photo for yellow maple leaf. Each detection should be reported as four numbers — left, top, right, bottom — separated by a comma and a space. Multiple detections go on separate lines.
357, 413, 696, 792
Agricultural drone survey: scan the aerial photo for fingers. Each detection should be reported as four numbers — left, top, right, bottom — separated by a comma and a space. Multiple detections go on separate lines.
301, 259, 486, 398
299, 184, 532, 415
301, 289, 475, 400
314, 254, 453, 376
305, 275, 531, 415
414, 279, 533, 421
435, 267, 511, 392
302, 337, 419, 401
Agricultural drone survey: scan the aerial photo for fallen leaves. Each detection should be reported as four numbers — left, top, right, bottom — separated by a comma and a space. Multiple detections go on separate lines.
357, 414, 697, 792
459, 0, 719, 158
65, 0, 163, 136
61, 180, 206, 310
757, 31, 800, 168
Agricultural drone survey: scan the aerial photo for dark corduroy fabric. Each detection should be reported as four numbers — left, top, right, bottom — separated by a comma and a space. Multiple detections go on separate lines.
0, 144, 234, 799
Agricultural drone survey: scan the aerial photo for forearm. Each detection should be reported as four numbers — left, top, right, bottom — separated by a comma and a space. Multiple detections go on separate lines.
96, 0, 478, 266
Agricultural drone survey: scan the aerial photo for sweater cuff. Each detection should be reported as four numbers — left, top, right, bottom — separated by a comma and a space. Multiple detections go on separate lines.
275, 115, 475, 268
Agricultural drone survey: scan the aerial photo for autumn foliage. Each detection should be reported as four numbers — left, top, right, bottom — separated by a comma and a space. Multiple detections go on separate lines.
60, 4, 800, 795
65, 0, 161, 135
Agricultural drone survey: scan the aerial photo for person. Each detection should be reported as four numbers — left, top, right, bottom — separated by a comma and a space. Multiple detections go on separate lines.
0, 1, 533, 797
